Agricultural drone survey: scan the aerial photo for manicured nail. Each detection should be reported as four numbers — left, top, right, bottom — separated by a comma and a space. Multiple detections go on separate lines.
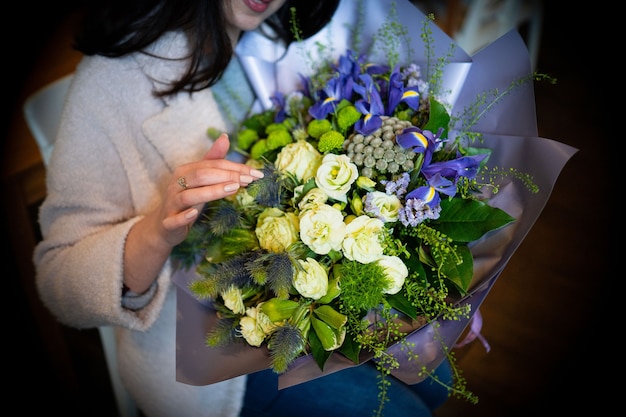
224, 183, 240, 192
240, 174, 254, 183
185, 208, 198, 219
250, 169, 265, 178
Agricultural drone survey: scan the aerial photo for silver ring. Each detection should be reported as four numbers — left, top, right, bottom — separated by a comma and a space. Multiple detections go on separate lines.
177, 176, 188, 190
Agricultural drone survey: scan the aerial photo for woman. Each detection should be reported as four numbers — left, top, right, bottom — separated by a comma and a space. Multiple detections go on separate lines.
33, 0, 449, 415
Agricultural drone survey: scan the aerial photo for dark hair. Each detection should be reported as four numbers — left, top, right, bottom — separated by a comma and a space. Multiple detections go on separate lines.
74, 0, 340, 96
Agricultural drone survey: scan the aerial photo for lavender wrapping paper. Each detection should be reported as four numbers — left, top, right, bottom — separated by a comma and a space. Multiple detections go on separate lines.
174, 0, 578, 388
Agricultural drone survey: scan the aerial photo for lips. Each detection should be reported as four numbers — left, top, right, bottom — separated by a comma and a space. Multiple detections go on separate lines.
243, 0, 272, 13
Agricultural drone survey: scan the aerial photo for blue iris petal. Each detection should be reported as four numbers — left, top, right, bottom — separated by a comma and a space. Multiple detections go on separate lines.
270, 92, 286, 123
308, 77, 344, 120
400, 87, 420, 110
422, 154, 488, 181
387, 67, 420, 115
353, 73, 385, 135
406, 184, 441, 206
405, 173, 454, 208
355, 100, 383, 135
396, 127, 433, 153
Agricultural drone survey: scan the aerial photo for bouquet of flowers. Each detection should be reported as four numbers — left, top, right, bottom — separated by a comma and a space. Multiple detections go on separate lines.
172, 0, 577, 412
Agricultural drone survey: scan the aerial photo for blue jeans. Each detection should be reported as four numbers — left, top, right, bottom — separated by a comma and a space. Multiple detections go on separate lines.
240, 359, 452, 416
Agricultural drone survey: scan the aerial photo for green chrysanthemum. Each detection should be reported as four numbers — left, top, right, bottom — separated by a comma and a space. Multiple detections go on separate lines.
266, 128, 293, 150
307, 118, 332, 139
336, 104, 361, 132
318, 130, 345, 153
237, 128, 259, 151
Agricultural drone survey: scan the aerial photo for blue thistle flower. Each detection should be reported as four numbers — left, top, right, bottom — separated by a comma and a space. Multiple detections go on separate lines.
205, 201, 242, 236
267, 323, 307, 373
247, 252, 295, 299
247, 164, 284, 208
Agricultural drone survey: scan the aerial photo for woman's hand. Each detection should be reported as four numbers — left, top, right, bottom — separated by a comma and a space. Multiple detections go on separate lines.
122, 133, 263, 293
161, 133, 264, 243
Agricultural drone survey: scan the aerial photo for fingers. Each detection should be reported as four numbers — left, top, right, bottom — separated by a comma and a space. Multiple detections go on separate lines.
203, 133, 230, 160
176, 165, 263, 194
163, 135, 264, 239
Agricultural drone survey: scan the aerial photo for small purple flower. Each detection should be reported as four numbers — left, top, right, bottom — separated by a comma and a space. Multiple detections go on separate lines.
381, 172, 410, 198
398, 198, 441, 227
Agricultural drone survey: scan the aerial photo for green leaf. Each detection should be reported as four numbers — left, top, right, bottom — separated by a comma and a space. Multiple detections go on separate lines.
387, 292, 417, 319
310, 315, 346, 350
313, 305, 347, 329
423, 98, 450, 138
434, 198, 515, 242
437, 244, 473, 293
309, 330, 332, 371
338, 332, 360, 363
317, 277, 341, 304
220, 228, 259, 257
260, 298, 300, 322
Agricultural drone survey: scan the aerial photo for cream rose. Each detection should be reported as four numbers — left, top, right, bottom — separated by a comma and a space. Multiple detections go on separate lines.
364, 191, 402, 223
315, 153, 358, 202
299, 204, 346, 255
377, 255, 408, 294
239, 305, 275, 347
234, 187, 256, 207
341, 215, 384, 263
255, 207, 299, 252
293, 257, 329, 300
222, 285, 245, 314
275, 140, 322, 182
298, 187, 329, 212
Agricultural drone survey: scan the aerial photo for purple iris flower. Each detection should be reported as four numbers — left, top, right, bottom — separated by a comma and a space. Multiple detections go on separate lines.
406, 172, 455, 205
364, 63, 390, 76
334, 50, 364, 79
399, 173, 453, 226
386, 66, 420, 115
308, 76, 353, 120
270, 92, 287, 123
421, 153, 488, 181
353, 73, 385, 135
396, 126, 441, 166
299, 74, 312, 98
354, 99, 383, 135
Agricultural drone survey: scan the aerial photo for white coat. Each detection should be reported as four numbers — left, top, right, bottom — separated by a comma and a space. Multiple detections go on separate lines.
33, 31, 256, 417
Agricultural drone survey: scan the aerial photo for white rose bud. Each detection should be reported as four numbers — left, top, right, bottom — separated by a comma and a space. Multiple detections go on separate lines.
294, 257, 329, 300
299, 204, 346, 255
341, 215, 384, 264
222, 285, 245, 314
377, 255, 408, 294
275, 140, 322, 182
239, 306, 274, 347
255, 207, 299, 253
298, 187, 329, 212
364, 191, 402, 223
315, 153, 358, 202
